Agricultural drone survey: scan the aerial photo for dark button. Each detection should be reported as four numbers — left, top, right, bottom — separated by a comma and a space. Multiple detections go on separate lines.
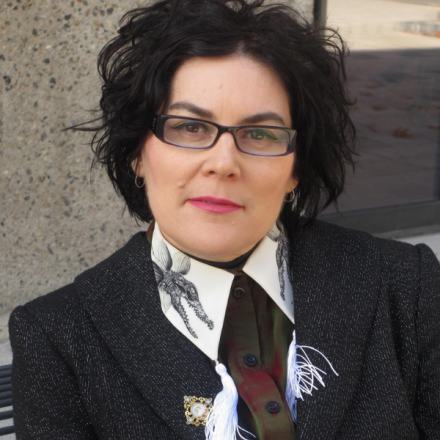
266, 401, 280, 414
243, 354, 257, 367
232, 287, 245, 299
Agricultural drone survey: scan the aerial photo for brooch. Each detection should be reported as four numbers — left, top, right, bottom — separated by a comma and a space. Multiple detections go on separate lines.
184, 396, 213, 426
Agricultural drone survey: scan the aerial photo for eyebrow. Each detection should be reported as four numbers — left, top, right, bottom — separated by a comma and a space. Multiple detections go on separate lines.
167, 101, 287, 126
167, 102, 214, 119
239, 112, 286, 126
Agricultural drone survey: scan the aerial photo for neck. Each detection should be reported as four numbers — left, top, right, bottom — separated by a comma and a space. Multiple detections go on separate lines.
185, 243, 259, 270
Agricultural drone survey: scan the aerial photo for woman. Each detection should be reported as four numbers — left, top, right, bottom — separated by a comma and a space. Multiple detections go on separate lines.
9, 0, 440, 439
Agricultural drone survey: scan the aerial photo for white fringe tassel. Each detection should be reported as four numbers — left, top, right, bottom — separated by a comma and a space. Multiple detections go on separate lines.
205, 361, 255, 440
286, 330, 339, 422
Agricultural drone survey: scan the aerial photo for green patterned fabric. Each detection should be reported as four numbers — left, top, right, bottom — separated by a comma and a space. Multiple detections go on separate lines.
146, 222, 295, 439
218, 270, 295, 439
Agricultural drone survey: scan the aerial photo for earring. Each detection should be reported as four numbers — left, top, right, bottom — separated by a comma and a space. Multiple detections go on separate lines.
135, 175, 145, 189
284, 190, 295, 203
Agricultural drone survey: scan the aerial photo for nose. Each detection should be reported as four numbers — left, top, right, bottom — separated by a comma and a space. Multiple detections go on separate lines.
200, 132, 241, 179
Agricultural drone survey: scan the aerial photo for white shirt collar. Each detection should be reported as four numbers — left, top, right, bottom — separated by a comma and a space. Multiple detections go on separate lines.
151, 223, 294, 360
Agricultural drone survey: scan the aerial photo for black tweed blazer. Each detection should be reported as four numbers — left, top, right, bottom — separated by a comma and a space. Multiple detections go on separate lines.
9, 221, 440, 439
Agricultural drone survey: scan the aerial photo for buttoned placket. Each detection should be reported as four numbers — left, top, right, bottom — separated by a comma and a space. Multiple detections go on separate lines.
218, 270, 295, 440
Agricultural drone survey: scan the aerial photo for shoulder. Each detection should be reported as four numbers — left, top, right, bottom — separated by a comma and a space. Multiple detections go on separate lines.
310, 219, 439, 301
9, 231, 151, 339
292, 219, 380, 257
9, 283, 79, 337
318, 220, 438, 280
294, 220, 439, 295
302, 219, 431, 263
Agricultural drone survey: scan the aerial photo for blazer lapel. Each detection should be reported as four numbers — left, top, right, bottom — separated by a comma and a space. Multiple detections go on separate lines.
74, 222, 383, 439
290, 223, 381, 439
75, 232, 221, 440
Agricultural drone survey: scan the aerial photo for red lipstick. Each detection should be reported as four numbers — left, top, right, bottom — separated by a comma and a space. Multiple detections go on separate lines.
187, 196, 243, 214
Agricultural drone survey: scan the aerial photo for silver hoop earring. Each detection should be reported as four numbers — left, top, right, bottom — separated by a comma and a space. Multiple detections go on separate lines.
284, 190, 295, 203
135, 175, 145, 189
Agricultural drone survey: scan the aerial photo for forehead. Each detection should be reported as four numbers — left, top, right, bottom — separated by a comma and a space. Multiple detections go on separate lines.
167, 56, 291, 126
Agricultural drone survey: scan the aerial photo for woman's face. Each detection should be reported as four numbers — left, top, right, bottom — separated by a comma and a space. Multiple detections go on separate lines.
136, 55, 297, 262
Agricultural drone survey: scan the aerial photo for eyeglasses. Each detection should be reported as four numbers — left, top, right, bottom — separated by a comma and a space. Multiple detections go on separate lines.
151, 115, 296, 157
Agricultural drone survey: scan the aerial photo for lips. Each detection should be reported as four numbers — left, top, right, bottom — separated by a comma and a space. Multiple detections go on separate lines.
187, 196, 243, 214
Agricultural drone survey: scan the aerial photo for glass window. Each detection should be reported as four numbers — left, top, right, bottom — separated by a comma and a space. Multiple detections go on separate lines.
321, 0, 440, 233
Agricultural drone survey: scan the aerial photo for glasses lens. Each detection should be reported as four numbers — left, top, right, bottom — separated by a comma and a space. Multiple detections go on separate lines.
163, 118, 218, 148
236, 127, 290, 156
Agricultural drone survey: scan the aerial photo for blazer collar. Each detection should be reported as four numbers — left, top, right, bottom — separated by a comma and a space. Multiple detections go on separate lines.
74, 232, 221, 440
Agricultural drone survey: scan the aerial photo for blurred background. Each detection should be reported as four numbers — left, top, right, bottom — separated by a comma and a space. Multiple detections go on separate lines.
0, 0, 439, 380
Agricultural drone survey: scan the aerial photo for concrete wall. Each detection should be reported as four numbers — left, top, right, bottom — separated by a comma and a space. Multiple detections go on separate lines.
0, 0, 313, 342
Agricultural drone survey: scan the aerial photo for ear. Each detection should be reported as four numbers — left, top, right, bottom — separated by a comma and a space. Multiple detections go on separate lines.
286, 152, 298, 193
286, 174, 298, 195
131, 156, 145, 178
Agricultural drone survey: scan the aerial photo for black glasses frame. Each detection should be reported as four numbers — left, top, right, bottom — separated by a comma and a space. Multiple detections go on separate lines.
151, 114, 297, 157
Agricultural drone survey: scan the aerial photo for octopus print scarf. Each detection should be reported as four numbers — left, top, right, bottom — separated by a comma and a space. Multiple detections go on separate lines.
151, 223, 337, 440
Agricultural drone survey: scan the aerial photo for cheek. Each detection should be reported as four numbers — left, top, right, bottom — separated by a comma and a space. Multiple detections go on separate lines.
255, 159, 295, 195
141, 140, 172, 188
138, 144, 170, 213
142, 148, 160, 187
142, 141, 199, 202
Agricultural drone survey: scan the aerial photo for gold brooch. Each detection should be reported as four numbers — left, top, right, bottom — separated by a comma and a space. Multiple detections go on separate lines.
183, 396, 213, 426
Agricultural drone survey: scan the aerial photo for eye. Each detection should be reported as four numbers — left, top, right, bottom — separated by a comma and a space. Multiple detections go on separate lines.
185, 125, 199, 133
172, 121, 209, 134
246, 128, 278, 141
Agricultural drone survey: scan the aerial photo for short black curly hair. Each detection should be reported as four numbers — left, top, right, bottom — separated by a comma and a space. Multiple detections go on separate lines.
79, 0, 355, 230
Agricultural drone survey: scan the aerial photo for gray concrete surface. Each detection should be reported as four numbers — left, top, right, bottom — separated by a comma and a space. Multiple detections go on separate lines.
1, 0, 146, 348
0, 340, 12, 366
